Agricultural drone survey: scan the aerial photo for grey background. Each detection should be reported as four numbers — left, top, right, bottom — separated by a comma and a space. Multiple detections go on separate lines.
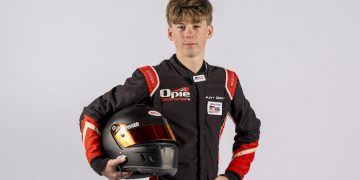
1, 0, 359, 179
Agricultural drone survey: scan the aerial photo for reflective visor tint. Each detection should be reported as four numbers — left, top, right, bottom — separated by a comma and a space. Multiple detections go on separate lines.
111, 123, 176, 148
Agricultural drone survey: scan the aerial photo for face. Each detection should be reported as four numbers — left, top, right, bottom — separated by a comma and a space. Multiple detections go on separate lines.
168, 20, 213, 58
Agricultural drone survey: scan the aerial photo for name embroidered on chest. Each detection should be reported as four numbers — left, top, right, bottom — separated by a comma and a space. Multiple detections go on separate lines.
206, 96, 225, 100
207, 101, 223, 116
193, 75, 206, 82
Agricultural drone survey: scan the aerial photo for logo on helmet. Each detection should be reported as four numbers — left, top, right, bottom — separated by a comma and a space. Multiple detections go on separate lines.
119, 122, 140, 132
148, 110, 162, 116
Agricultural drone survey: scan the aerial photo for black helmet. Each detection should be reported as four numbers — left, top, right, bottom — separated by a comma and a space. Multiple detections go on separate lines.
102, 104, 179, 179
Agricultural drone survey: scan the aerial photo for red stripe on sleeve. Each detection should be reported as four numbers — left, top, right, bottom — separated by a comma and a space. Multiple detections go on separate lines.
226, 140, 259, 178
233, 140, 259, 156
149, 176, 158, 180
80, 115, 104, 163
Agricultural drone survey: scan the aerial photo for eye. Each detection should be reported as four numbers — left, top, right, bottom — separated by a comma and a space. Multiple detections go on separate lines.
177, 26, 185, 30
194, 25, 201, 28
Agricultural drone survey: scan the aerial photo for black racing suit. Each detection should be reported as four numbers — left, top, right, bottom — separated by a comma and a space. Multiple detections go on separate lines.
79, 54, 261, 180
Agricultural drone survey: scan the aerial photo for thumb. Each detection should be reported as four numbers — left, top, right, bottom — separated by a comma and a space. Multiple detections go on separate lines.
110, 155, 127, 167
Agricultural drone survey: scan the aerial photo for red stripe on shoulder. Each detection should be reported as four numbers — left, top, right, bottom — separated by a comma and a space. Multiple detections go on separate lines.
225, 69, 238, 100
139, 66, 160, 97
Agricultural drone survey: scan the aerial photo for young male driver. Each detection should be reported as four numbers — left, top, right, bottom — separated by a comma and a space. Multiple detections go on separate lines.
79, 0, 261, 180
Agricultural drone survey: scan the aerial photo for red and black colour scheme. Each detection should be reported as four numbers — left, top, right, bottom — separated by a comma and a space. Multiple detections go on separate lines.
225, 69, 238, 100
80, 114, 103, 163
138, 66, 159, 97
226, 140, 259, 178
79, 54, 261, 180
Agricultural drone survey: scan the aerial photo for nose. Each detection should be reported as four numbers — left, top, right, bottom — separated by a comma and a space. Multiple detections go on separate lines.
184, 27, 194, 39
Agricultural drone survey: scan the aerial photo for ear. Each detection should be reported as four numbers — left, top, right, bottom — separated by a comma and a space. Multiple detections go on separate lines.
207, 25, 214, 39
168, 27, 174, 41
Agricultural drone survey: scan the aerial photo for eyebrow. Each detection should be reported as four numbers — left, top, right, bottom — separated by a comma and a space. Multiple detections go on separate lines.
176, 22, 202, 25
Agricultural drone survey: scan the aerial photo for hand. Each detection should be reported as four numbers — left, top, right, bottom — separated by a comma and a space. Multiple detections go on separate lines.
215, 175, 229, 180
101, 155, 132, 180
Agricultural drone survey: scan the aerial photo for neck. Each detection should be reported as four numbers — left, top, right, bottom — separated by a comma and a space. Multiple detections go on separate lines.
176, 53, 204, 74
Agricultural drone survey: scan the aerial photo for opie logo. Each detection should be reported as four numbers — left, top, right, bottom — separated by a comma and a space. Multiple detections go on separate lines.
160, 87, 191, 102
148, 110, 161, 116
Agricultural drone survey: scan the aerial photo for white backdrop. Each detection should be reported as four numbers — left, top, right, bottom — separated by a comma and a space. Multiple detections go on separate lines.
1, 0, 359, 179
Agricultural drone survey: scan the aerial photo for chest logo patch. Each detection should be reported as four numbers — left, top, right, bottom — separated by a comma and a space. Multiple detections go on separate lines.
160, 87, 191, 102
207, 101, 223, 116
193, 74, 206, 82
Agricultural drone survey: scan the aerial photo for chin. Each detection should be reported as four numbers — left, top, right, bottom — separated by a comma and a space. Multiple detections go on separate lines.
181, 50, 201, 58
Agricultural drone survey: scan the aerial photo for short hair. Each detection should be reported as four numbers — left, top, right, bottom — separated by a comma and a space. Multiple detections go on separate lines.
166, 0, 213, 26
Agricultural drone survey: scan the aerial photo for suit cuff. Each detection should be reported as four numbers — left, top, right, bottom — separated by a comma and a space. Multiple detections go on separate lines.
90, 156, 110, 175
220, 170, 242, 180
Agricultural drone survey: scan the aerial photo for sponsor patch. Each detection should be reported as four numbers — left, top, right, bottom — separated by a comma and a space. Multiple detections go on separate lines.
207, 101, 222, 116
160, 87, 191, 102
148, 110, 161, 116
193, 75, 206, 82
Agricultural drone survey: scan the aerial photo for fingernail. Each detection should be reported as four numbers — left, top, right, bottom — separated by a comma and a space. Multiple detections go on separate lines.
117, 155, 127, 160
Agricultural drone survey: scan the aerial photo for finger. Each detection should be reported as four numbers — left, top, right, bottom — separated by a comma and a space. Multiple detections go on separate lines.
215, 176, 227, 180
114, 171, 123, 179
121, 172, 132, 178
110, 155, 127, 167
214, 176, 222, 180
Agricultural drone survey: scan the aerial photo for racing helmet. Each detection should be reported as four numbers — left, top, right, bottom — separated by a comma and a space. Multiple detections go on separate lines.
102, 104, 179, 179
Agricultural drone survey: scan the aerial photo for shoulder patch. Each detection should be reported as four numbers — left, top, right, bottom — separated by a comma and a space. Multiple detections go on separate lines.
138, 66, 160, 97
225, 69, 238, 100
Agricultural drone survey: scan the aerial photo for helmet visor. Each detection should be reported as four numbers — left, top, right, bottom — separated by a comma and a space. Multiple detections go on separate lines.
111, 123, 176, 148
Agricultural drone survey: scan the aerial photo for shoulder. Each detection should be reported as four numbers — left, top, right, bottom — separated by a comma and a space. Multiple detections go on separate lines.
138, 59, 171, 73
209, 64, 239, 100
207, 63, 238, 79
136, 59, 170, 97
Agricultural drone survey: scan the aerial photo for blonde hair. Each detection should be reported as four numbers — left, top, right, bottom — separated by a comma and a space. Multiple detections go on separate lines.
166, 0, 213, 26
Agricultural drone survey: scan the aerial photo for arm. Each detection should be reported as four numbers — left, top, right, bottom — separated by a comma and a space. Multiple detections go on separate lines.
222, 71, 261, 180
79, 69, 150, 175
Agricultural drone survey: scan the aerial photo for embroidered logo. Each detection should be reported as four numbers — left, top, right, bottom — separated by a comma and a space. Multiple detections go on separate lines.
160, 87, 191, 102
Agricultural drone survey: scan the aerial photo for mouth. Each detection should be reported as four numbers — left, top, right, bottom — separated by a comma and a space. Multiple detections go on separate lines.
183, 43, 198, 46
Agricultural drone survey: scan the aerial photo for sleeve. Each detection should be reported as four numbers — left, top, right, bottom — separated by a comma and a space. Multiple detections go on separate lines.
79, 68, 150, 175
224, 70, 261, 180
